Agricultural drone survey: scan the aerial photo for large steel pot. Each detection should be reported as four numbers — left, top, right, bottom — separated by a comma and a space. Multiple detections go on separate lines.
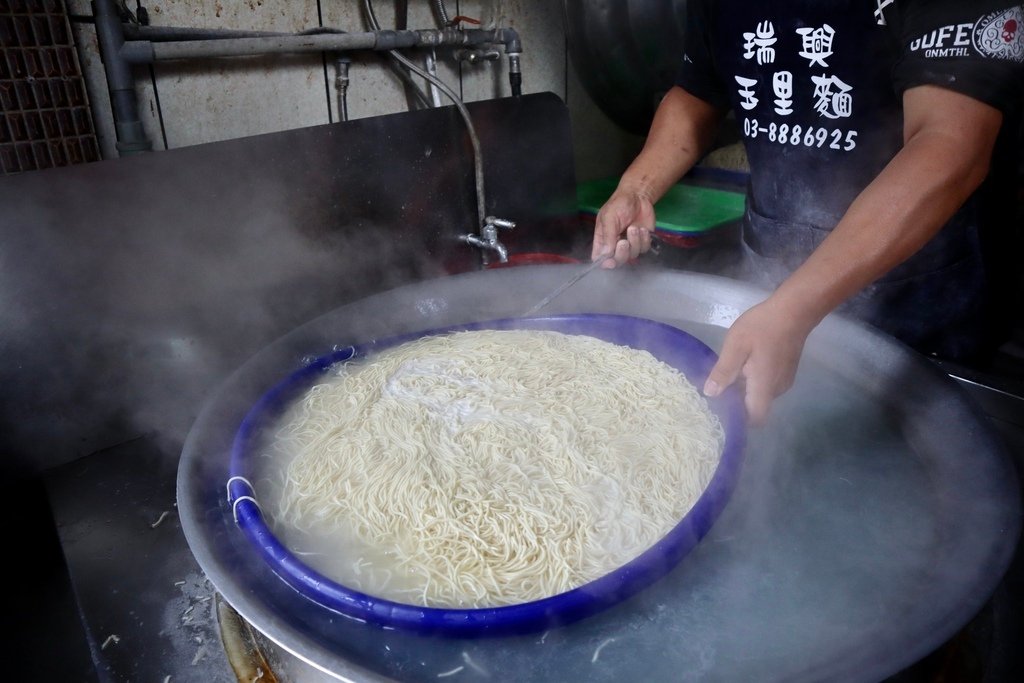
178, 265, 1021, 682
563, 0, 689, 135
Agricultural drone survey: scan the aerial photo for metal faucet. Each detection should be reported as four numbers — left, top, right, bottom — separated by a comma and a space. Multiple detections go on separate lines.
460, 216, 515, 265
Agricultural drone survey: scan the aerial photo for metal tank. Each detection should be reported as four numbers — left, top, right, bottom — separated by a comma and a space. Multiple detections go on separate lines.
178, 264, 1021, 682
563, 0, 690, 135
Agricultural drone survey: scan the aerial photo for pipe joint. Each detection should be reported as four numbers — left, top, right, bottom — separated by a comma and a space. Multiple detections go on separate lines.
374, 30, 415, 50
497, 27, 522, 54
120, 40, 155, 64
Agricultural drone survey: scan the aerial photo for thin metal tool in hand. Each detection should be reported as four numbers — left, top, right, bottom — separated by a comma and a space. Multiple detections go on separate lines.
523, 253, 612, 317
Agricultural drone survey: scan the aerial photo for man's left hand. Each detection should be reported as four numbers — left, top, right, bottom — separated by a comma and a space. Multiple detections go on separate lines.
702, 298, 815, 426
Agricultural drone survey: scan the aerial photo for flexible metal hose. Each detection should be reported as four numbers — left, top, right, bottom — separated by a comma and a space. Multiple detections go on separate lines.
433, 0, 451, 26
360, 0, 433, 110
362, 0, 487, 228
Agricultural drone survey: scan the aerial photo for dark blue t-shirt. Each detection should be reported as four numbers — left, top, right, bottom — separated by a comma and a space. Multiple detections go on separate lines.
675, 0, 1023, 359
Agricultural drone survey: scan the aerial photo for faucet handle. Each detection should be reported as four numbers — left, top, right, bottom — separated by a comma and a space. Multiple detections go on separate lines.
484, 216, 516, 231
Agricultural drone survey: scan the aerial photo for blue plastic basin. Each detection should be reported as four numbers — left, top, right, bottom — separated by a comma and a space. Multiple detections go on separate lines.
226, 314, 746, 637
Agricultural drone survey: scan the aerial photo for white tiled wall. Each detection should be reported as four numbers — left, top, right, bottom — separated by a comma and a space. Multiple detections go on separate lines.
68, 0, 643, 182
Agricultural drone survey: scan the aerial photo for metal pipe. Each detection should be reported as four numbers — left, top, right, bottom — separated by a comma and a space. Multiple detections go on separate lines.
334, 57, 350, 122
508, 52, 522, 97
122, 25, 286, 41
360, 2, 432, 111
493, 27, 524, 97
396, 0, 409, 30
92, 0, 152, 154
120, 27, 523, 64
359, 0, 522, 250
126, 32, 378, 62
424, 50, 443, 108
386, 45, 488, 229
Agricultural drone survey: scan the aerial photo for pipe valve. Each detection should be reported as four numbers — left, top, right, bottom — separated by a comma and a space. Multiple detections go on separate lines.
455, 48, 502, 64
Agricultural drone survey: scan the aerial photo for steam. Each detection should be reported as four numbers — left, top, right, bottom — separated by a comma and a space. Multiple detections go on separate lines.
0, 142, 456, 477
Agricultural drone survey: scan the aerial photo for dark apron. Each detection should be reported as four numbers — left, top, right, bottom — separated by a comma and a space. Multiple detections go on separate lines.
733, 200, 993, 363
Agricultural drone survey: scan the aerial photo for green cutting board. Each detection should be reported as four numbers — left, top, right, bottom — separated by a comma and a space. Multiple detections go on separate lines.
577, 178, 745, 235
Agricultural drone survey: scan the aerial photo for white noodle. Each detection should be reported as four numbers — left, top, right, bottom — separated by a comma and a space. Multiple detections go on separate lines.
260, 330, 723, 608
591, 637, 616, 663
437, 666, 464, 678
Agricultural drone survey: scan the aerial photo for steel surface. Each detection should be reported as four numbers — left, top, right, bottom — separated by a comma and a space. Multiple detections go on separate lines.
178, 265, 1022, 683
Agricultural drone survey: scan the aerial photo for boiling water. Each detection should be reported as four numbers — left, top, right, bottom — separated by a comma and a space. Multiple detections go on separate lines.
251, 422, 432, 604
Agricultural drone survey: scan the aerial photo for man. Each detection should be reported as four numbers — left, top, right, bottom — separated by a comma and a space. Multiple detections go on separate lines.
592, 0, 1023, 425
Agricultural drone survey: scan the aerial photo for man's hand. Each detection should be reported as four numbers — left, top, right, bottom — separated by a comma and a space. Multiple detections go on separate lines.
703, 298, 816, 426
591, 190, 655, 267
587, 86, 725, 267
706, 86, 1003, 425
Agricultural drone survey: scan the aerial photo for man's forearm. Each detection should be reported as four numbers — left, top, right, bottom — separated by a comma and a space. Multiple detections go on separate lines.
768, 86, 1002, 331
616, 86, 725, 203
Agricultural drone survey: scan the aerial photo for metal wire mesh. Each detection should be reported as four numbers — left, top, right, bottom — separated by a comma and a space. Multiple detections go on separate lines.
1, 0, 100, 174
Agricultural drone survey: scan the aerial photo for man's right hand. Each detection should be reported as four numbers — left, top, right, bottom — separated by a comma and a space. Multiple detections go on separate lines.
588, 86, 724, 268
591, 189, 656, 268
